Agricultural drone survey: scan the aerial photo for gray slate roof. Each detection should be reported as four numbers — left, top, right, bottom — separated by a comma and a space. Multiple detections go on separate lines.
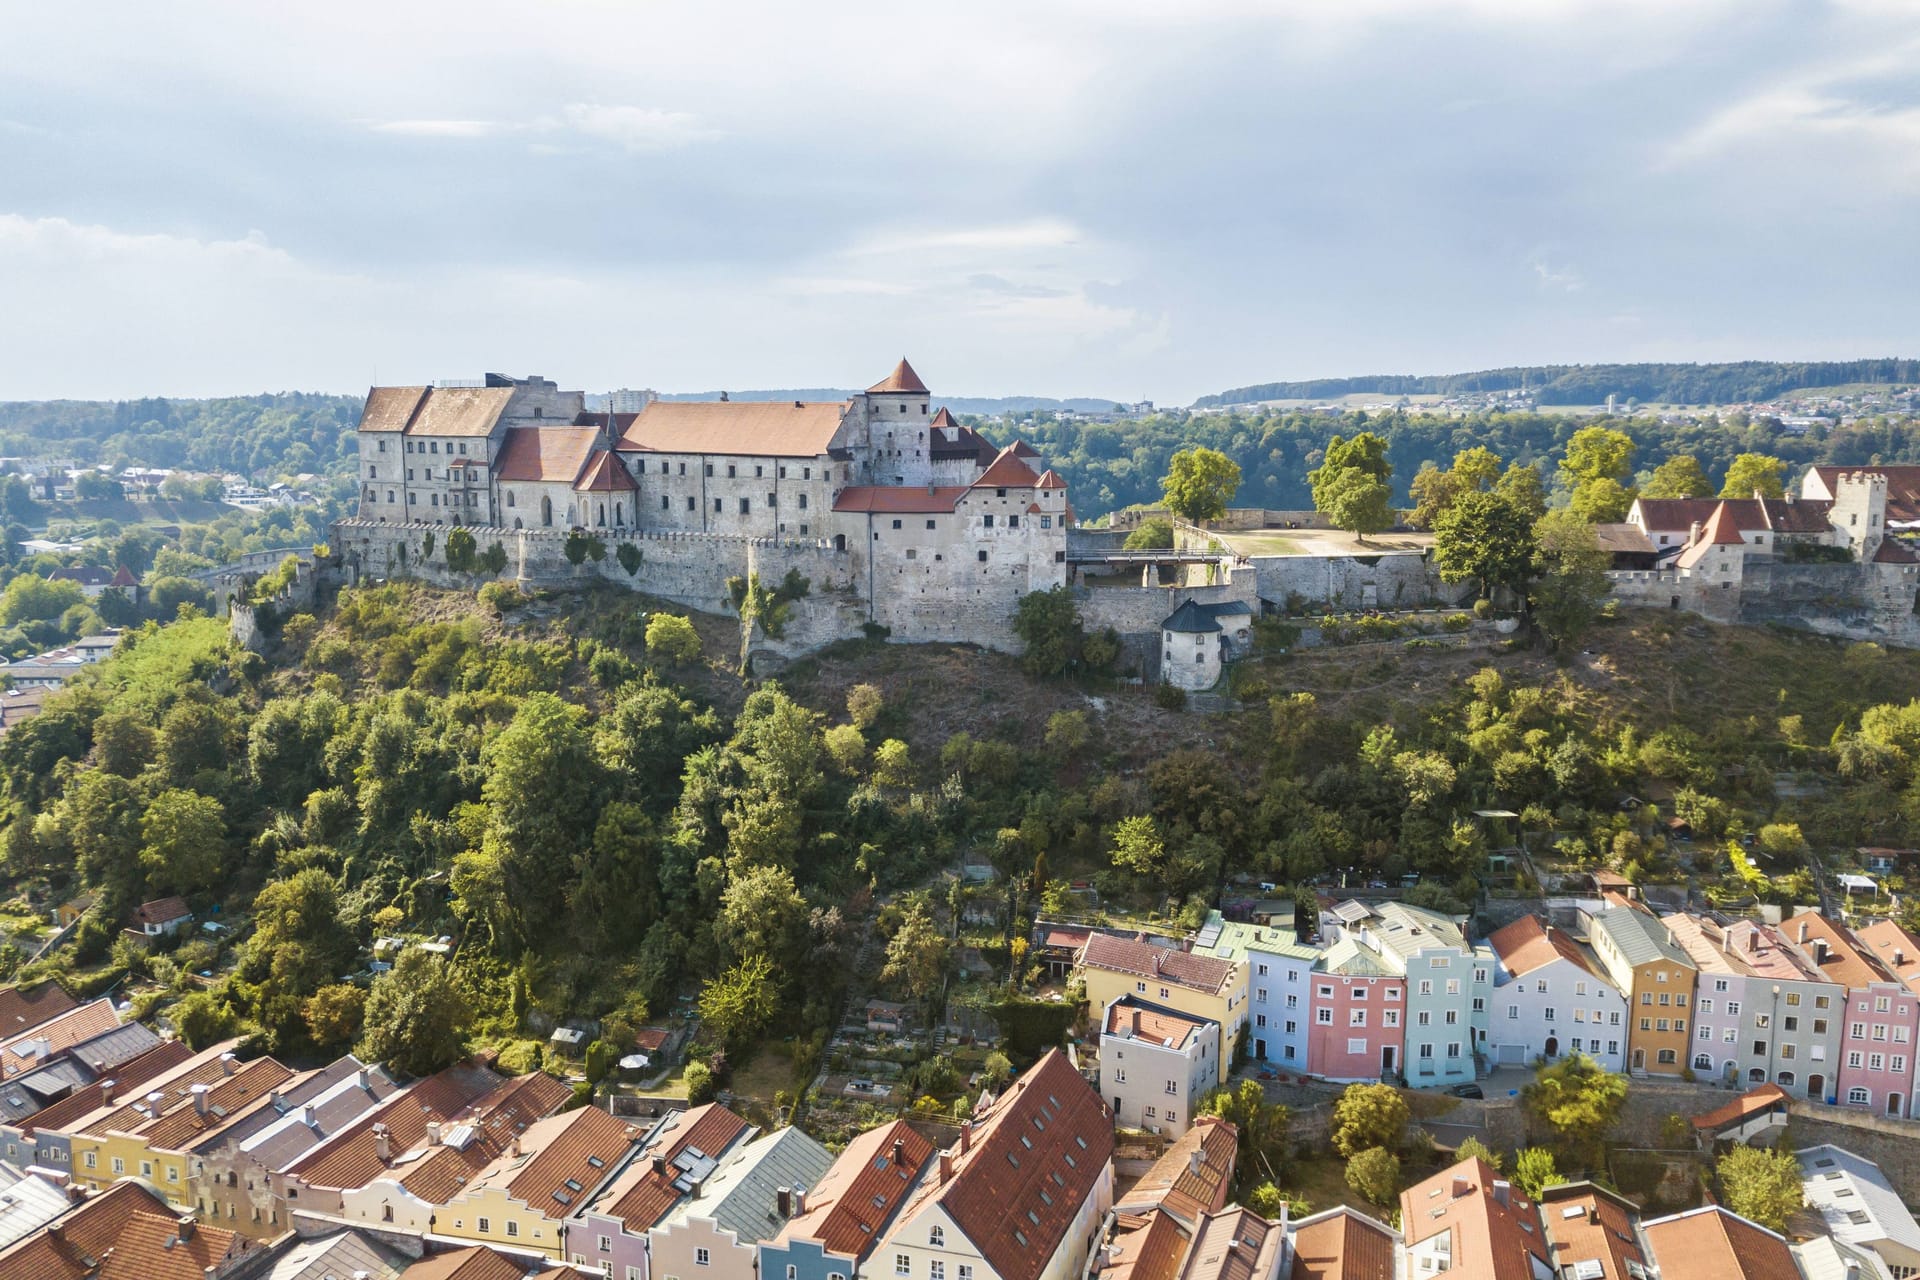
1161, 597, 1254, 633
261, 1228, 406, 1280
1798, 1145, 1920, 1262
663, 1124, 837, 1247
0, 1021, 161, 1125
1590, 906, 1693, 969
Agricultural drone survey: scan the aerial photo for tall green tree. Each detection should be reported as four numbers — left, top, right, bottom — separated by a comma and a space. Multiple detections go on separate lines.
1716, 1145, 1803, 1231
1314, 468, 1395, 542
1642, 454, 1712, 499
1012, 587, 1088, 678
1160, 447, 1242, 524
1521, 1051, 1626, 1160
1529, 512, 1612, 652
699, 953, 779, 1049
1201, 1078, 1292, 1194
1512, 1147, 1564, 1199
1720, 452, 1789, 499
1433, 492, 1535, 601
481, 693, 604, 946
357, 950, 471, 1076
1495, 462, 1547, 518
1331, 1082, 1411, 1158
139, 788, 226, 894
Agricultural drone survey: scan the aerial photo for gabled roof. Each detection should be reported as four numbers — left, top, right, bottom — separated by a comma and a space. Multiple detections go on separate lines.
1036, 468, 1068, 490
1661, 913, 1830, 983
130, 897, 190, 927
1287, 1205, 1399, 1280
1319, 936, 1393, 978
0, 982, 77, 1040
1400, 1157, 1548, 1280
1179, 1207, 1284, 1280
768, 1117, 933, 1260
974, 445, 1042, 489
1079, 934, 1237, 997
1808, 465, 1920, 521
1104, 996, 1213, 1051
574, 449, 638, 492
493, 426, 601, 484
407, 386, 520, 438
1588, 906, 1693, 972
1786, 912, 1896, 992
3, 1001, 123, 1079
892, 1049, 1113, 1280
1115, 1115, 1236, 1227
832, 485, 970, 515
655, 1124, 836, 1247
1104, 1209, 1191, 1280
450, 1104, 638, 1216
261, 1228, 406, 1280
1874, 539, 1920, 564
590, 1103, 758, 1233
284, 1063, 528, 1192
82, 1052, 294, 1151
1537, 1182, 1645, 1280
0, 1179, 256, 1280
1487, 916, 1605, 983
357, 386, 432, 434
108, 565, 138, 589
383, 1070, 579, 1203
869, 358, 929, 395
400, 1246, 574, 1280
1855, 919, 1920, 996
235, 1057, 404, 1169
1692, 1083, 1791, 1131
1797, 1145, 1920, 1259
1640, 1205, 1800, 1280
0, 1161, 73, 1248
20, 1038, 195, 1138
1675, 501, 1753, 567
616, 400, 849, 459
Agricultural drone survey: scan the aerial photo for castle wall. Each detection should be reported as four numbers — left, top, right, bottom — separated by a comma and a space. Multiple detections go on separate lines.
1252, 552, 1466, 613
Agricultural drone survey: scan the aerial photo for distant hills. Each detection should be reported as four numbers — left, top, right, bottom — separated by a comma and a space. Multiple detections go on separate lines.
1195, 359, 1920, 409
651, 389, 1127, 415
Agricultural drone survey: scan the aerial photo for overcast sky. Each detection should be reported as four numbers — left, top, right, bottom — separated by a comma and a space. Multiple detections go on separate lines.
2, 0, 1917, 404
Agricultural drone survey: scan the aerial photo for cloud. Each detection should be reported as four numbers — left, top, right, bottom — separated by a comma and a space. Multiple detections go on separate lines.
1530, 255, 1584, 293
368, 119, 503, 139
364, 104, 719, 151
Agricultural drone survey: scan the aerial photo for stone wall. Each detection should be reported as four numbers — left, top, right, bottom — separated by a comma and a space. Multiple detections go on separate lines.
1610, 559, 1920, 646
1253, 552, 1468, 614
1786, 1099, 1920, 1202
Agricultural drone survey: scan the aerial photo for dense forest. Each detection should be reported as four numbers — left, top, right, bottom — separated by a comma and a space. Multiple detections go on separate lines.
0, 394, 361, 480
1197, 359, 1920, 409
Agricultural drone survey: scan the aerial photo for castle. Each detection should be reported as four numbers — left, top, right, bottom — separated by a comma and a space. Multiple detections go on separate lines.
332, 361, 1081, 650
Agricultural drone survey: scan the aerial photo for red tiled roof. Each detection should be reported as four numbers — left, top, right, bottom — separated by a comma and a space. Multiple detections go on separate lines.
600, 1103, 757, 1232
134, 1056, 295, 1150
617, 400, 848, 459
574, 450, 638, 492
631, 1028, 671, 1052
285, 1064, 530, 1191
0, 1180, 255, 1280
1105, 1000, 1212, 1048
1179, 1207, 1284, 1280
1538, 1183, 1645, 1280
1104, 1210, 1190, 1280
0, 980, 77, 1038
899, 1049, 1114, 1280
869, 359, 929, 395
493, 426, 600, 484
1786, 911, 1894, 992
389, 1070, 578, 1202
1691, 1083, 1790, 1132
1676, 502, 1753, 567
1857, 919, 1920, 996
1036, 468, 1067, 490
401, 1245, 574, 1280
451, 1105, 637, 1216
974, 445, 1042, 489
408, 387, 519, 439
1116, 1116, 1236, 1226
1487, 916, 1604, 982
832, 485, 970, 514
1399, 1157, 1548, 1280
3, 1000, 122, 1077
771, 1117, 933, 1260
1079, 934, 1237, 997
1808, 465, 1920, 521
109, 565, 138, 589
23, 1038, 196, 1136
1875, 539, 1920, 563
1640, 1206, 1799, 1280
1287, 1206, 1398, 1280
130, 897, 190, 927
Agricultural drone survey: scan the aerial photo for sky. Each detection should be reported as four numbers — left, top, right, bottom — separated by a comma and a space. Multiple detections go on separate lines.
2, 0, 1918, 405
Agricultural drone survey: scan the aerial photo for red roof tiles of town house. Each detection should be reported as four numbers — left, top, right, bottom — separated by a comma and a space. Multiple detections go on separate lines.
92, 1209, 257, 1280
1179, 1207, 1284, 1280
0, 980, 78, 1039
284, 1063, 523, 1190
1399, 1157, 1548, 1280
1286, 1206, 1398, 1280
767, 1117, 932, 1259
1105, 999, 1212, 1048
1487, 915, 1604, 981
452, 1105, 638, 1214
1632, 497, 1766, 534
869, 358, 930, 394
387, 1070, 578, 1202
1538, 1182, 1646, 1280
1103, 1209, 1192, 1280
3, 1000, 122, 1077
404, 386, 519, 438
357, 386, 432, 433
1115, 1115, 1237, 1226
974, 446, 1042, 489
1690, 1083, 1791, 1132
832, 485, 970, 514
1640, 1205, 1800, 1280
1856, 919, 1920, 996
21, 1039, 195, 1137
0, 1180, 187, 1280
1079, 934, 1237, 996
131, 897, 190, 927
401, 1245, 575, 1280
574, 449, 638, 493
1785, 911, 1895, 992
616, 399, 849, 459
897, 1049, 1113, 1280
77, 1046, 275, 1139
133, 1056, 296, 1150
597, 1103, 757, 1231
493, 426, 601, 484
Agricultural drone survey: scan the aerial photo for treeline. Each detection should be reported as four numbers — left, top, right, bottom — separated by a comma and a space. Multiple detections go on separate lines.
1197, 359, 1920, 409
0, 393, 361, 480
1007, 406, 1920, 516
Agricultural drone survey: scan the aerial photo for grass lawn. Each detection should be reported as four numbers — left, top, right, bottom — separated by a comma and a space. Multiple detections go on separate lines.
729, 1042, 798, 1103
1221, 532, 1310, 556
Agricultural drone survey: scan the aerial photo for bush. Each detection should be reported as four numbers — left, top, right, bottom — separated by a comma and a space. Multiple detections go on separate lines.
478, 581, 525, 615
1442, 613, 1472, 632
1153, 683, 1187, 711
1346, 1147, 1401, 1206
1122, 518, 1175, 550
847, 683, 885, 729
645, 614, 701, 665
1473, 598, 1494, 619
494, 1039, 544, 1075
685, 1059, 717, 1104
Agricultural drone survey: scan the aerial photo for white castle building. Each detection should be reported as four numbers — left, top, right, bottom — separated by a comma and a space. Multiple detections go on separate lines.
339, 360, 1076, 647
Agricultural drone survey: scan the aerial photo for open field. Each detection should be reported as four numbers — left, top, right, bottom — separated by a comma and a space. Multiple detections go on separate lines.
1218, 528, 1433, 557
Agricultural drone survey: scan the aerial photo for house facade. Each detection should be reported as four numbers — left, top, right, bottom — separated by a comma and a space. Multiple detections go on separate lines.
1789, 912, 1920, 1118
571, 1102, 758, 1280
1586, 903, 1698, 1077
1196, 912, 1316, 1071
1099, 996, 1218, 1136
1307, 939, 1404, 1083
1664, 913, 1844, 1100
1485, 915, 1628, 1072
1076, 934, 1245, 1065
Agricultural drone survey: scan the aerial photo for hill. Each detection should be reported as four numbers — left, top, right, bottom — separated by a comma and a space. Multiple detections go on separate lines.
1196, 359, 1920, 408
650, 388, 1126, 415
0, 393, 361, 481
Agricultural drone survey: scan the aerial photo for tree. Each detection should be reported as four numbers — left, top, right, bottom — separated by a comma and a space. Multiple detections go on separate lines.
1345, 1147, 1401, 1206
139, 789, 225, 894
646, 614, 701, 665
1530, 512, 1611, 653
699, 953, 779, 1048
1568, 476, 1634, 523
1454, 1136, 1502, 1171
716, 865, 808, 968
1452, 446, 1503, 493
246, 868, 356, 999
1161, 447, 1241, 524
0, 575, 84, 627
1315, 468, 1395, 542
1513, 1147, 1564, 1199
846, 683, 885, 729
982, 1050, 1013, 1089
1720, 453, 1789, 500
1242, 1182, 1285, 1218
1560, 426, 1634, 489
1496, 462, 1547, 518
823, 724, 866, 774
1433, 492, 1535, 601
1123, 518, 1175, 550
1407, 463, 1461, 531
1012, 586, 1087, 678
882, 903, 950, 1030
684, 1059, 717, 1104
481, 693, 603, 946
1314, 432, 1392, 483
1717, 1145, 1803, 1231
1521, 1052, 1626, 1159
304, 983, 367, 1052
1643, 454, 1712, 499
1332, 1082, 1411, 1158
357, 950, 470, 1076
1201, 1078, 1292, 1194
1109, 815, 1166, 879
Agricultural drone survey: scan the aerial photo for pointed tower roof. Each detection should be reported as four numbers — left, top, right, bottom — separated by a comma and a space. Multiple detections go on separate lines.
110, 564, 138, 588
1036, 468, 1067, 490
868, 358, 929, 395
974, 444, 1041, 489
929, 407, 958, 429
575, 450, 638, 492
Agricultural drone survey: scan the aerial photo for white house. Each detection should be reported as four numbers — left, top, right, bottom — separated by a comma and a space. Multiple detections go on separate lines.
1099, 996, 1218, 1137
1485, 915, 1628, 1072
1798, 1145, 1920, 1280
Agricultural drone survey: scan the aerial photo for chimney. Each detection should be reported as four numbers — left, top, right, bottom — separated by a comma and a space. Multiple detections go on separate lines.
145, 1090, 166, 1114
303, 1104, 318, 1127
959, 1122, 972, 1154
190, 1084, 209, 1117
720, 391, 730, 402
794, 401, 804, 409
176, 1215, 195, 1242
892, 1138, 905, 1166
219, 1052, 237, 1076
508, 1135, 521, 1158
1189, 1148, 1203, 1176
792, 1189, 806, 1216
374, 1125, 391, 1161
426, 1121, 443, 1147
939, 1151, 954, 1182
653, 1155, 668, 1176
1799, 921, 1811, 944
357, 1066, 371, 1090
1491, 1180, 1511, 1207
99, 1079, 116, 1105
777, 1187, 792, 1218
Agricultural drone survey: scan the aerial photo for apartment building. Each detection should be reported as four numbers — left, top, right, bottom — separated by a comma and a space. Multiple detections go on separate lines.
1586, 902, 1698, 1077
1664, 913, 1844, 1100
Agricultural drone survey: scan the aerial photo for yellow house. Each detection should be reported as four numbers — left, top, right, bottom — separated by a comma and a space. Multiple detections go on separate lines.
432, 1105, 640, 1259
1077, 933, 1246, 1064
69, 1047, 291, 1204
1587, 903, 1698, 1077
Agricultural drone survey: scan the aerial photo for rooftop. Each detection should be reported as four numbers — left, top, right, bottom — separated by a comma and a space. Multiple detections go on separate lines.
1661, 914, 1830, 983
1588, 906, 1694, 972
1398, 1157, 1548, 1280
617, 399, 849, 459
1640, 1205, 1800, 1280
1486, 915, 1606, 983
1785, 912, 1897, 992
1537, 1182, 1646, 1280
652, 1123, 835, 1247
1104, 996, 1214, 1051
1285, 1204, 1399, 1280
1115, 1115, 1237, 1228
588, 1103, 758, 1234
1080, 934, 1238, 997
1797, 1145, 1920, 1260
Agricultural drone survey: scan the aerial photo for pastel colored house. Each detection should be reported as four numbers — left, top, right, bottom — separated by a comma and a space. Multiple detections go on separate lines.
1323, 901, 1486, 1085
758, 1119, 937, 1280
1586, 901, 1697, 1077
1193, 910, 1316, 1070
1077, 933, 1246, 1065
1099, 995, 1218, 1136
572, 1102, 758, 1280
1788, 912, 1920, 1118
640, 1125, 835, 1280
428, 1105, 644, 1258
1307, 937, 1403, 1083
1663, 913, 1844, 1100
1485, 915, 1628, 1073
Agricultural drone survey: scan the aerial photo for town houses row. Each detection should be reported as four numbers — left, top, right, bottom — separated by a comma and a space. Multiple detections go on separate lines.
1062, 894, 1920, 1133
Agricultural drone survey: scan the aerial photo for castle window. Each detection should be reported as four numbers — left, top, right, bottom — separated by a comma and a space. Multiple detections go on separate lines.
661, 462, 669, 473
983, 515, 994, 528
926, 519, 935, 529
768, 493, 776, 507
892, 520, 902, 530
798, 495, 808, 509
662, 495, 670, 510
715, 498, 724, 512
507, 492, 515, 507
369, 466, 378, 479
906, 549, 917, 560
755, 465, 763, 477
779, 466, 788, 478
459, 443, 467, 454
804, 467, 812, 479
1041, 516, 1052, 528
921, 404, 928, 414
1007, 515, 1019, 529
430, 441, 439, 453
687, 496, 695, 510
378, 439, 387, 452
387, 491, 395, 503
740, 498, 751, 514
997, 488, 1007, 497
1055, 551, 1065, 562
679, 462, 686, 475
728, 465, 737, 478
534, 407, 543, 418
978, 550, 988, 562
800, 524, 808, 535
706, 464, 714, 477
405, 440, 413, 452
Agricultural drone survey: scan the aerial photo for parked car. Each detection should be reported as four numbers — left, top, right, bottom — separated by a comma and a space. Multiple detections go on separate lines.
1447, 1082, 1484, 1099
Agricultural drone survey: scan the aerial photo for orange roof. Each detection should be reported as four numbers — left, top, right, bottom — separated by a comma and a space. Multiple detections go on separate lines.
130, 897, 190, 927
575, 450, 637, 492
0, 980, 77, 1039
598, 1103, 758, 1232
494, 426, 600, 484
1104, 1210, 1191, 1280
0, 1180, 257, 1280
895, 1049, 1113, 1280
358, 386, 431, 434
1538, 1183, 1646, 1280
23, 1038, 196, 1136
1079, 934, 1237, 997
1857, 919, 1920, 996
974, 445, 1042, 489
869, 358, 929, 394
1640, 1206, 1799, 1280
286, 1064, 536, 1191
3, 1000, 122, 1077
451, 1105, 638, 1216
1676, 502, 1752, 568
1179, 1207, 1285, 1280
401, 1245, 574, 1280
617, 400, 848, 459
832, 485, 970, 514
1105, 999, 1212, 1048
1487, 916, 1605, 982
1117, 1116, 1237, 1226
1399, 1157, 1548, 1280
1785, 911, 1895, 992
132, 1056, 295, 1150
1036, 468, 1067, 490
1287, 1206, 1398, 1280
1691, 1083, 1790, 1132
392, 1070, 578, 1202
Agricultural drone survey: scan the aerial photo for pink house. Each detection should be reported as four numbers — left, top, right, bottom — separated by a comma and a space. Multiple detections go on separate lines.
1307, 936, 1405, 1082
1789, 912, 1920, 1117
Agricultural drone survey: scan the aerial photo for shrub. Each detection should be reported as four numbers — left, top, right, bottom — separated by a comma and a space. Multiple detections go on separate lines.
1346, 1147, 1400, 1206
1473, 598, 1494, 619
494, 1039, 544, 1075
847, 683, 884, 729
645, 614, 701, 665
478, 581, 524, 615
616, 543, 643, 576
1442, 612, 1472, 632
1153, 683, 1187, 711
685, 1059, 717, 1104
